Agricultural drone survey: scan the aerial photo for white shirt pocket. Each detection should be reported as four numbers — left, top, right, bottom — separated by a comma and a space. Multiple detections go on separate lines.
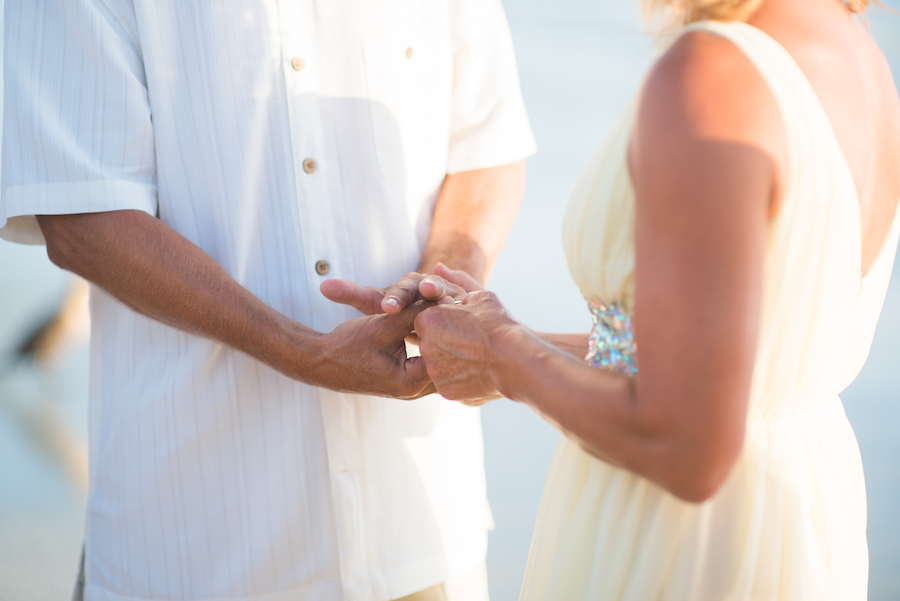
362, 37, 452, 192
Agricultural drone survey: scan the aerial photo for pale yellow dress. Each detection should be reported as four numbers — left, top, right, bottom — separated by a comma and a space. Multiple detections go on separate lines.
519, 21, 900, 601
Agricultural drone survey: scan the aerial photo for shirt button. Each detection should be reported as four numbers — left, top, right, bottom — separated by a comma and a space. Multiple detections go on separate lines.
291, 56, 304, 71
303, 158, 317, 174
405, 47, 413, 59
315, 260, 330, 276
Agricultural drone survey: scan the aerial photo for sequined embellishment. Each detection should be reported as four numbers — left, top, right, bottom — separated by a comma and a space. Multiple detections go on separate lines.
585, 299, 637, 376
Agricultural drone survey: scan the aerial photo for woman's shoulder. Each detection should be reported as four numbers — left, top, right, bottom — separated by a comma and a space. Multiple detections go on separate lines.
630, 25, 786, 219
634, 26, 785, 167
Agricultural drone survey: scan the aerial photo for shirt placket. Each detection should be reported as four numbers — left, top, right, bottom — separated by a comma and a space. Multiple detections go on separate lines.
275, 2, 369, 600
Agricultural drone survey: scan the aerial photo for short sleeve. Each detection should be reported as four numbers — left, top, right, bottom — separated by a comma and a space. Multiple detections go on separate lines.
446, 0, 537, 175
1, 0, 157, 245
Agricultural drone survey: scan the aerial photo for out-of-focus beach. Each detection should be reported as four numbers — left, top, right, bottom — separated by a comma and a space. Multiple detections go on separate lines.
1, 1, 898, 599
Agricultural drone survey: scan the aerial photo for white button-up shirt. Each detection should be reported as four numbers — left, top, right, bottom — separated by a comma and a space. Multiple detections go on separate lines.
0, 1, 536, 600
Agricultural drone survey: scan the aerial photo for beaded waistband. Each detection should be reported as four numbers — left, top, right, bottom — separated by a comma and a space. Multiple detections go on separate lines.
585, 299, 637, 376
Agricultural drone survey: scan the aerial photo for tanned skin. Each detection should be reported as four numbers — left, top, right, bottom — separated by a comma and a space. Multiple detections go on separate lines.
403, 0, 900, 503
37, 160, 526, 400
319, 160, 526, 315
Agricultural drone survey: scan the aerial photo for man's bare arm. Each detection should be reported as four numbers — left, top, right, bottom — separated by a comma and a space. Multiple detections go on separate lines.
37, 210, 434, 399
418, 160, 526, 282
321, 160, 527, 314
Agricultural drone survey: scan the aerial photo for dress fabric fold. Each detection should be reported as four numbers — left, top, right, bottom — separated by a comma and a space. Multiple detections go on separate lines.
521, 20, 900, 601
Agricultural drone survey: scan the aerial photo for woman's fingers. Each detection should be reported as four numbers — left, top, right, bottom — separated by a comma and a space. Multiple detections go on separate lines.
413, 304, 441, 341
383, 272, 466, 313
322, 269, 481, 317
434, 262, 484, 293
419, 275, 466, 301
418, 276, 447, 300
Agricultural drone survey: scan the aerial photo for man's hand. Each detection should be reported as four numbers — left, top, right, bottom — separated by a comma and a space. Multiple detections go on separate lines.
32, 161, 524, 402
309, 301, 437, 399
322, 158, 523, 349
36, 210, 434, 398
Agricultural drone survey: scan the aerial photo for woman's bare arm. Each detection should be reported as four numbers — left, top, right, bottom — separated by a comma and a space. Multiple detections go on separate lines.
535, 333, 589, 359
416, 31, 786, 502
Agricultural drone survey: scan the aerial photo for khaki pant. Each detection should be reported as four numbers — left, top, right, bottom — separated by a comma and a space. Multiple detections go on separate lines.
395, 561, 489, 601
72, 551, 489, 601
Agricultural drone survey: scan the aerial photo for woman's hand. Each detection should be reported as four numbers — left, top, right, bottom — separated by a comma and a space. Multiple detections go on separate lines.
320, 263, 485, 345
414, 289, 519, 405
320, 262, 484, 316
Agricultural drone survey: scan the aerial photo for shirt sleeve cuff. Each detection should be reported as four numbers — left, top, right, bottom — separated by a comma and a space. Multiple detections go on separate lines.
446, 122, 538, 175
1, 180, 158, 245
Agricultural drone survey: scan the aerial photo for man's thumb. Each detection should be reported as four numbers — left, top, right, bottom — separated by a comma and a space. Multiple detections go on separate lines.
320, 279, 384, 315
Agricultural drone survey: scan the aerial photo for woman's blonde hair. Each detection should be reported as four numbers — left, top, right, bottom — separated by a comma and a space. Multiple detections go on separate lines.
643, 0, 869, 32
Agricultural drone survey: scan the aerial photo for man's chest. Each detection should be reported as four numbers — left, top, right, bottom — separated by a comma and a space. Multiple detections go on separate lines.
134, 0, 453, 99
134, 0, 454, 201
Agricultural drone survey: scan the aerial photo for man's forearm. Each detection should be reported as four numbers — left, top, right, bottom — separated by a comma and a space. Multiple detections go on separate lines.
418, 160, 526, 283
318, 160, 526, 316
37, 210, 321, 380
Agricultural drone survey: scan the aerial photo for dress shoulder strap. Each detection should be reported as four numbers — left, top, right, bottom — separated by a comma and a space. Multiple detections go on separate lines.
677, 20, 860, 241
679, 20, 836, 144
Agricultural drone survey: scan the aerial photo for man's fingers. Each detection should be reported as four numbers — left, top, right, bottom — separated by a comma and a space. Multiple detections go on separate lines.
434, 262, 484, 293
381, 275, 420, 314
320, 279, 385, 315
319, 278, 354, 303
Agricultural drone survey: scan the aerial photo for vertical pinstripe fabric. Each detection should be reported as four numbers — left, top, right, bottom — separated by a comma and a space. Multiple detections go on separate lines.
0, 1, 536, 600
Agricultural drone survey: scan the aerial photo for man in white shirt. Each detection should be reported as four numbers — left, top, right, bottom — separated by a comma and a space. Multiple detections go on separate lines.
0, 1, 536, 600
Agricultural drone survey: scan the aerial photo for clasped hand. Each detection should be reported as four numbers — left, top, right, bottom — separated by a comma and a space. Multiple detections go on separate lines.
319, 263, 519, 403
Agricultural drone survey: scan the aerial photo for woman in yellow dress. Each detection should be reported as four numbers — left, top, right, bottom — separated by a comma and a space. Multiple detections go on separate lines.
411, 0, 900, 597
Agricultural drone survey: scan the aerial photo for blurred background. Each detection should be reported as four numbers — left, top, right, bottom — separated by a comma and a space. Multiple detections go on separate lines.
1, 1, 898, 599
